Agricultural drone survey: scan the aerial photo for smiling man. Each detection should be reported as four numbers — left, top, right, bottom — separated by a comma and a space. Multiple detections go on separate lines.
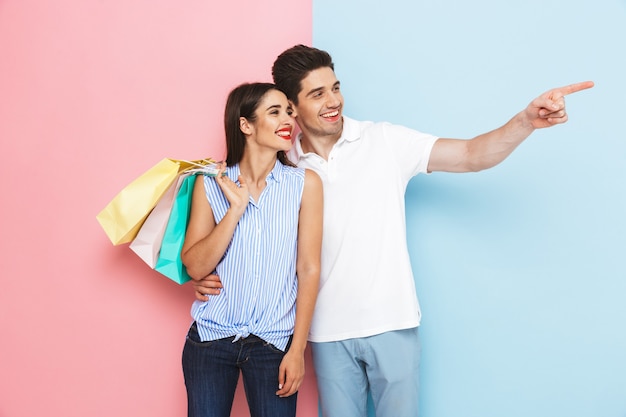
193, 45, 593, 417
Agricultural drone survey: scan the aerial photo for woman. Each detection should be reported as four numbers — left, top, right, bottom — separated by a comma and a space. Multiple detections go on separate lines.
181, 82, 322, 417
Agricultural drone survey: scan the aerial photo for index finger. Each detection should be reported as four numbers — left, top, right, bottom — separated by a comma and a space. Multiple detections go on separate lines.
554, 80, 595, 97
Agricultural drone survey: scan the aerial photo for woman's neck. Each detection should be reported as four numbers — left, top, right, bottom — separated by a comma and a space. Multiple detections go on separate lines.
238, 153, 277, 200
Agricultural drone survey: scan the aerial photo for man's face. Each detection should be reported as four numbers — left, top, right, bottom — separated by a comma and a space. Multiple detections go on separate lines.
293, 67, 344, 141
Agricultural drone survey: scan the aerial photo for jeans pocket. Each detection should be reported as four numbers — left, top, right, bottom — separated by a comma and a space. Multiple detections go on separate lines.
185, 322, 214, 347
263, 334, 293, 354
263, 341, 285, 354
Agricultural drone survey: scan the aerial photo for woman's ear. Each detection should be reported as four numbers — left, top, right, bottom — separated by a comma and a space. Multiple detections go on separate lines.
239, 117, 252, 135
288, 101, 297, 118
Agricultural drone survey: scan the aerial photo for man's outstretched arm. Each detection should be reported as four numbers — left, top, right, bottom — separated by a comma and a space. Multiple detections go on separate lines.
427, 81, 594, 173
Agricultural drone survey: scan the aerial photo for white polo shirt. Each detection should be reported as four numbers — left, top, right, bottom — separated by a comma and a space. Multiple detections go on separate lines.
288, 116, 439, 343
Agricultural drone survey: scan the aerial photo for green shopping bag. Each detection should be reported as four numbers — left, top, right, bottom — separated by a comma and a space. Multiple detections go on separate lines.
155, 174, 198, 284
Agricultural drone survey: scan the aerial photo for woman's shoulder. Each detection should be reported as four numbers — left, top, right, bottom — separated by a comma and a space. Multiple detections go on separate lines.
279, 162, 306, 178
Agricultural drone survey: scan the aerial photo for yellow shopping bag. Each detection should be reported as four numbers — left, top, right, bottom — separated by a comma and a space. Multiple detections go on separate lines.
96, 158, 218, 245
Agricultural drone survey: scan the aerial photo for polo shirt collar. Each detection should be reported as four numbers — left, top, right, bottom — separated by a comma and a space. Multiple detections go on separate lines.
339, 116, 361, 144
291, 116, 361, 162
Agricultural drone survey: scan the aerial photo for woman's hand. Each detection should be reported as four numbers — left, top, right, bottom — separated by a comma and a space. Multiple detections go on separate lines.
215, 163, 249, 216
275, 349, 305, 397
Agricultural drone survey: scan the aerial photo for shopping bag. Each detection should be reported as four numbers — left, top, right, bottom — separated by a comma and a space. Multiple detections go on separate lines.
96, 158, 217, 245
154, 174, 198, 284
129, 172, 192, 268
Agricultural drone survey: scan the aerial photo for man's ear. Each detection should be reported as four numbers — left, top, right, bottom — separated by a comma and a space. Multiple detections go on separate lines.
239, 117, 252, 135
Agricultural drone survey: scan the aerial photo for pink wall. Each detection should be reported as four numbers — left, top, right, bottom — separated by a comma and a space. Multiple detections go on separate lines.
0, 1, 315, 416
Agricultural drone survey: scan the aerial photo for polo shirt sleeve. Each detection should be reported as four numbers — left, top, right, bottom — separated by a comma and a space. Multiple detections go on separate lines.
380, 122, 439, 180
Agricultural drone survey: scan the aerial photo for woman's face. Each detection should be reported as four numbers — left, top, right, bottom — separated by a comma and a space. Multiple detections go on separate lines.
244, 89, 295, 153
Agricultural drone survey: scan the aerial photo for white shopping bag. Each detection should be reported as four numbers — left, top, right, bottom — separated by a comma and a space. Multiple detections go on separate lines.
129, 172, 193, 268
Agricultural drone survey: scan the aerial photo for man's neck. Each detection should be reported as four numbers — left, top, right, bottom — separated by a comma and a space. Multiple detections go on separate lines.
300, 132, 341, 161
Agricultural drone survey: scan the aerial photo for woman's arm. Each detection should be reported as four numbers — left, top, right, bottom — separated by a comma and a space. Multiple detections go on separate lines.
181, 171, 249, 280
276, 169, 323, 397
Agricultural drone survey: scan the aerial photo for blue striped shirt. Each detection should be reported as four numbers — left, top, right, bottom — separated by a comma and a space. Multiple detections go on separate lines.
190, 161, 305, 351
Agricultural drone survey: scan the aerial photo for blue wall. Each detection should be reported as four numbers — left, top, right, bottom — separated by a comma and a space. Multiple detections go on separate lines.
314, 1, 626, 416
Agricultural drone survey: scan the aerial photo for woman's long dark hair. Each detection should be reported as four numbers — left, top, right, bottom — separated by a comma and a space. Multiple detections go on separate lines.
224, 82, 294, 167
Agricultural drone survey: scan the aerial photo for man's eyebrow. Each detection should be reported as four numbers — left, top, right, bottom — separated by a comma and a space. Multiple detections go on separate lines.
306, 81, 341, 97
305, 86, 324, 97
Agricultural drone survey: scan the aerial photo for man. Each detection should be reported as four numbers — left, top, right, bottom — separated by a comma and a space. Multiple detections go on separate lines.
193, 45, 593, 417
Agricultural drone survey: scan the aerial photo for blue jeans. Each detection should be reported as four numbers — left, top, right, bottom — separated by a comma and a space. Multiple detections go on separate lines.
182, 322, 297, 417
311, 327, 421, 417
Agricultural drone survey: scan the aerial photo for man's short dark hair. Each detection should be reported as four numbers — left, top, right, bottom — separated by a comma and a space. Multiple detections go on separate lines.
272, 44, 334, 104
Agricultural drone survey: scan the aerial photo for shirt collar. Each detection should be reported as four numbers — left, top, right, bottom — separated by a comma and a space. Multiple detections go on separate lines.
290, 116, 360, 163
226, 160, 284, 183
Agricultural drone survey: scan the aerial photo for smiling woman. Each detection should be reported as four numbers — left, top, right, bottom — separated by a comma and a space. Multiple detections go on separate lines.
0, 1, 315, 416
179, 83, 323, 417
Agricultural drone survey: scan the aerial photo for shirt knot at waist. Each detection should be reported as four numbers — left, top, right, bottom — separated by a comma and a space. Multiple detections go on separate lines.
232, 325, 250, 343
